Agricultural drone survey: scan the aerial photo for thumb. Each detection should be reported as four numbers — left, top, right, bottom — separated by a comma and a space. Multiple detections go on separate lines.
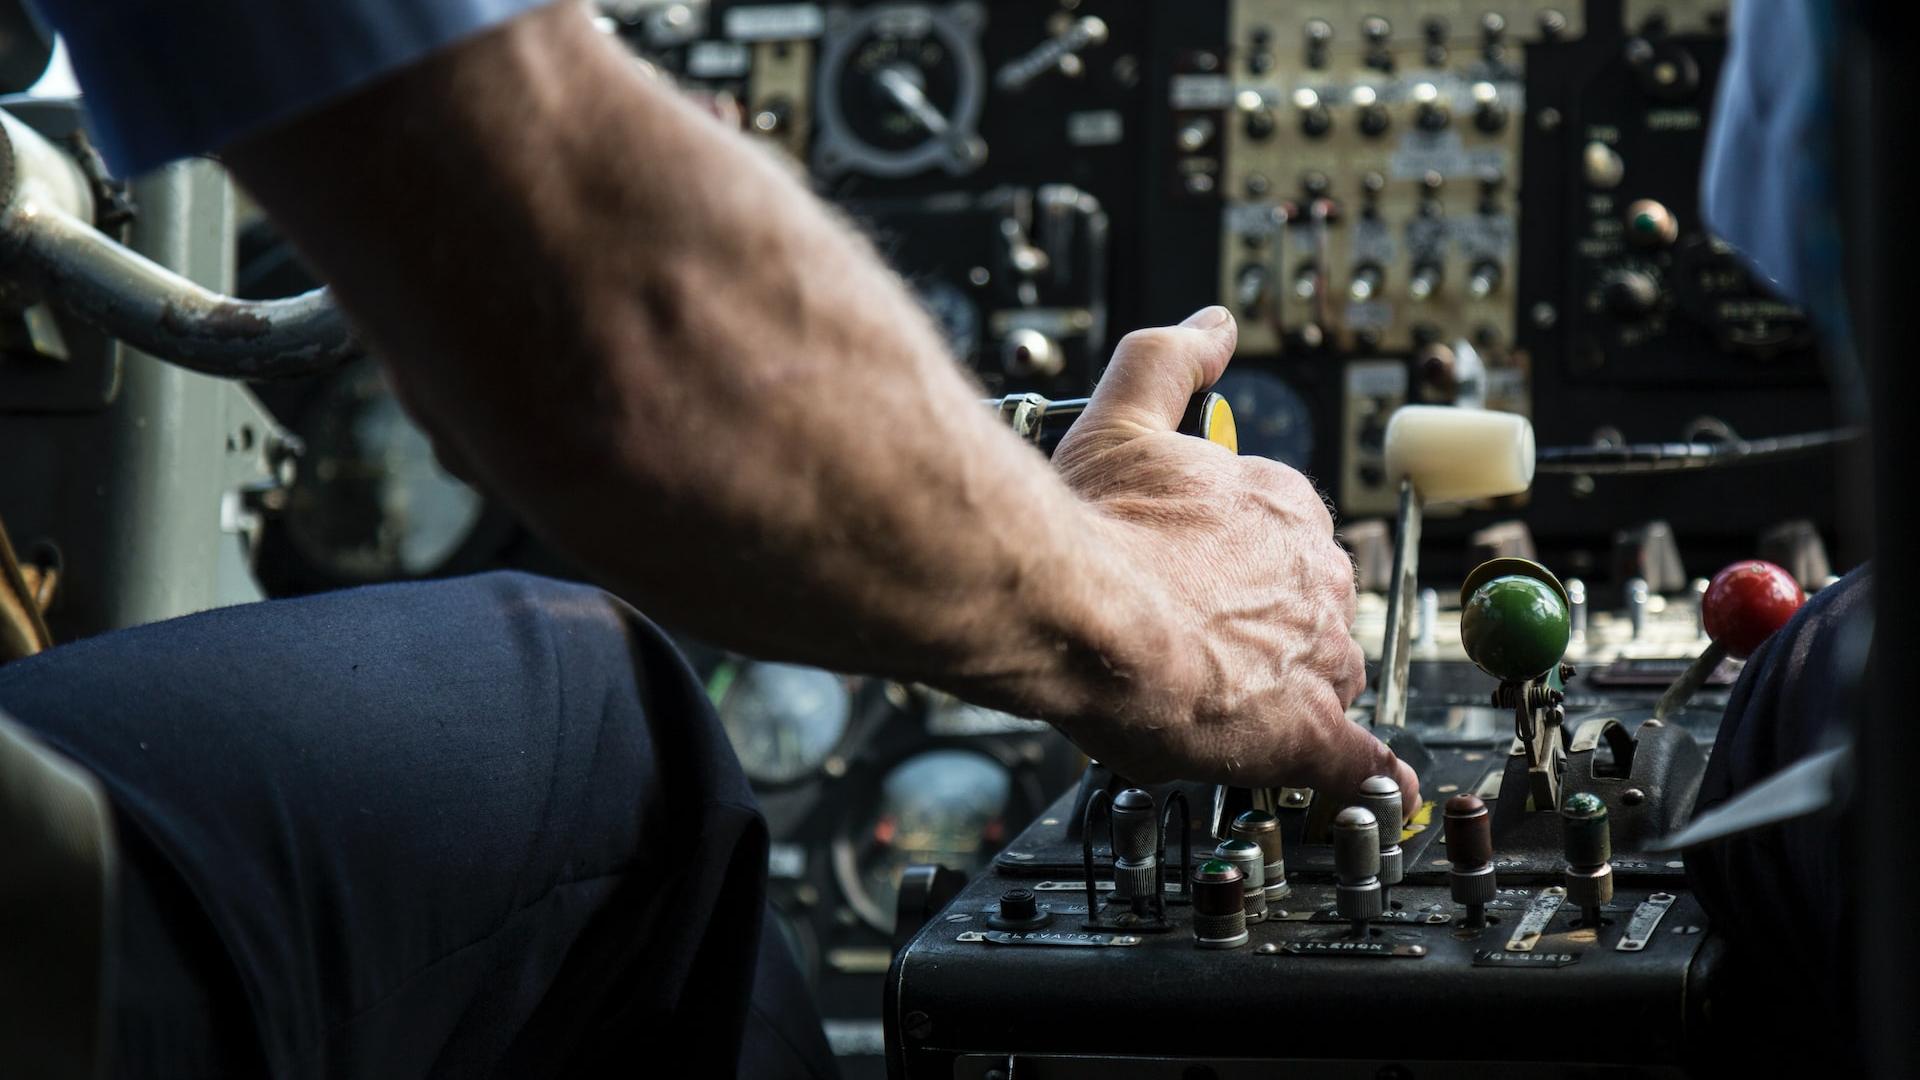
1059, 307, 1237, 458
1308, 721, 1424, 824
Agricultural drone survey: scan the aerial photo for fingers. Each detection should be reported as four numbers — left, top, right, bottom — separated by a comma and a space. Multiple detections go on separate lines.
1306, 714, 1422, 823
1061, 307, 1238, 456
1335, 637, 1368, 706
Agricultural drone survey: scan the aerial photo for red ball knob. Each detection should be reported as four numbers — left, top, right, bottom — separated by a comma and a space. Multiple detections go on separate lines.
1702, 560, 1805, 659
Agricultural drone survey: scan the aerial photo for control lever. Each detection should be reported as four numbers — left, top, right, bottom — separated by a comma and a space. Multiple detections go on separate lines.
1374, 407, 1536, 729
986, 389, 1237, 456
996, 16, 1109, 93
1653, 560, 1804, 721
1460, 557, 1573, 811
1, 109, 362, 379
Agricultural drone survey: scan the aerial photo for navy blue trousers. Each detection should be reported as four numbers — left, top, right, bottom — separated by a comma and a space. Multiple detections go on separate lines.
0, 572, 837, 1078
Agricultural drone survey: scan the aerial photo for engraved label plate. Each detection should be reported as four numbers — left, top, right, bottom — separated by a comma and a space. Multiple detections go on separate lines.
957, 930, 1142, 948
1616, 892, 1677, 952
1506, 886, 1567, 952
1474, 949, 1580, 969
1282, 941, 1427, 959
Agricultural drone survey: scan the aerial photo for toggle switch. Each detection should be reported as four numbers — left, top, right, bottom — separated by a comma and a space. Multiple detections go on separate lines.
1413, 82, 1449, 131
1191, 859, 1250, 949
1332, 806, 1383, 937
1353, 85, 1391, 137
1292, 87, 1331, 137
1445, 794, 1496, 928
1561, 792, 1613, 928
1408, 262, 1443, 302
1567, 577, 1589, 643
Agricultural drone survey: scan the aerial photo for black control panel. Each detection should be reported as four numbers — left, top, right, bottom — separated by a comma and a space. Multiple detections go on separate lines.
615, 0, 1838, 588
884, 634, 1751, 1077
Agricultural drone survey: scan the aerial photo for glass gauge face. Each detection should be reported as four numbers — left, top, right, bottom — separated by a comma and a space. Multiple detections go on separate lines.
716, 662, 853, 785
841, 14, 963, 154
285, 362, 486, 582
842, 749, 1013, 931
1214, 369, 1314, 470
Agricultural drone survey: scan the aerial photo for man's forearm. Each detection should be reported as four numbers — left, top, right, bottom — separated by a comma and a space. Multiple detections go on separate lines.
226, 4, 1181, 719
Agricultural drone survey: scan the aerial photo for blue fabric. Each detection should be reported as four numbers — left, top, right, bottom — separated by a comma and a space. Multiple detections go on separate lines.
27, 0, 549, 175
1687, 563, 1867, 1052
1701, 0, 1842, 317
0, 572, 838, 1078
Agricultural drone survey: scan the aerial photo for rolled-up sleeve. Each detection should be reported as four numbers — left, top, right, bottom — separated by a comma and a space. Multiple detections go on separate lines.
28, 0, 551, 176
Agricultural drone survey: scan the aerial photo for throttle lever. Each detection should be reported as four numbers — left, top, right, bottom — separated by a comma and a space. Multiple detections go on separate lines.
986, 389, 1237, 457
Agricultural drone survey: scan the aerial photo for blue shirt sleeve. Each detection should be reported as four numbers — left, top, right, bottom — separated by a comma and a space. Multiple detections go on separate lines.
1699, 0, 1832, 308
27, 0, 551, 177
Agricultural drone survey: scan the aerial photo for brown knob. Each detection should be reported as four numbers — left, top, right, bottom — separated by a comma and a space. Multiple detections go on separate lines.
1444, 793, 1493, 868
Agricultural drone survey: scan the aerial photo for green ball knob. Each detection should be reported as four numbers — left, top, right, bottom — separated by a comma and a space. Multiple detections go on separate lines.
1460, 574, 1571, 681
1562, 792, 1607, 819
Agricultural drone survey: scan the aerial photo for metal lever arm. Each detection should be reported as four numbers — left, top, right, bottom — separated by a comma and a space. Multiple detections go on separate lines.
2, 108, 363, 379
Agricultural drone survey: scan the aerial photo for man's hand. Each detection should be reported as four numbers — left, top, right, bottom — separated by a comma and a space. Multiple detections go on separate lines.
1051, 307, 1420, 816
220, 4, 1414, 819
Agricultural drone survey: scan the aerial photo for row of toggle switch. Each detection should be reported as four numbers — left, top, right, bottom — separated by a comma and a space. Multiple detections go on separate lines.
1234, 80, 1511, 141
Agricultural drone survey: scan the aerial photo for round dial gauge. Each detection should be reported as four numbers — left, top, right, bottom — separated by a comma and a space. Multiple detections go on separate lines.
715, 661, 853, 785
284, 361, 486, 582
838, 748, 1013, 931
813, 4, 987, 178
1213, 369, 1315, 470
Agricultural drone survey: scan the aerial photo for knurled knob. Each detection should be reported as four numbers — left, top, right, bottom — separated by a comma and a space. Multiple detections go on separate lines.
1191, 859, 1250, 949
1358, 774, 1405, 888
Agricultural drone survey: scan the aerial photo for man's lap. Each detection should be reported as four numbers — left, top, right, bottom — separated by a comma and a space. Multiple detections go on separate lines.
0, 571, 832, 1077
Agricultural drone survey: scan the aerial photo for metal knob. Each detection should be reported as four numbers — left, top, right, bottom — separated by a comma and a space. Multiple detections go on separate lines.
1191, 859, 1250, 949
1331, 807, 1383, 935
1230, 809, 1288, 900
1214, 838, 1268, 922
1561, 792, 1614, 927
1358, 775, 1405, 895
1002, 327, 1063, 379
1110, 788, 1158, 906
1444, 794, 1497, 926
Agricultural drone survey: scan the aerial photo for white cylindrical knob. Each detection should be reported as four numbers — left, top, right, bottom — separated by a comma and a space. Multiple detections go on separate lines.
1383, 406, 1535, 504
